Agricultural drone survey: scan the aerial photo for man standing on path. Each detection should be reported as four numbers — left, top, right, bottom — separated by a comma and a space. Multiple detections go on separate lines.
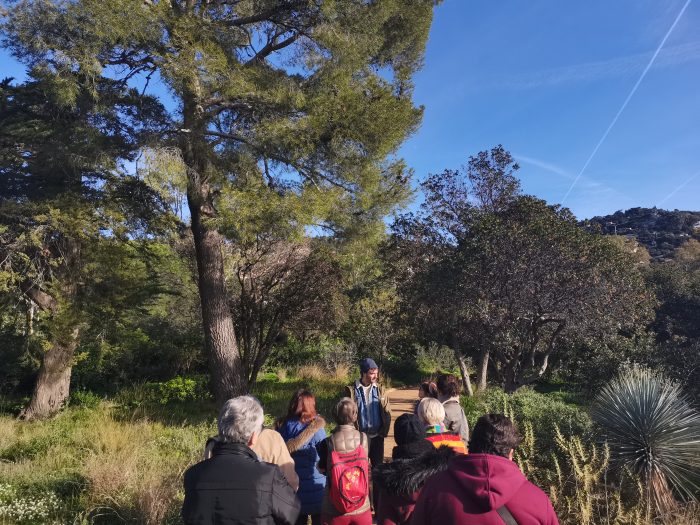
344, 357, 392, 470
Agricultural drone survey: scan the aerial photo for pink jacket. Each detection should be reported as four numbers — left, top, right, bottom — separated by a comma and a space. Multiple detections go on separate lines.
410, 453, 559, 525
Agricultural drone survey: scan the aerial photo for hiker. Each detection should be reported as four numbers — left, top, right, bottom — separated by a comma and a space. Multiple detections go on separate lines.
182, 396, 300, 525
416, 398, 466, 454
316, 398, 371, 525
373, 414, 455, 525
410, 414, 560, 525
277, 389, 327, 525
344, 357, 392, 471
389, 413, 435, 461
436, 373, 469, 444
413, 381, 438, 415
204, 428, 299, 491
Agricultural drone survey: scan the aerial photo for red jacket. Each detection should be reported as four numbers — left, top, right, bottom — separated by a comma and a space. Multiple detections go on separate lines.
410, 453, 559, 525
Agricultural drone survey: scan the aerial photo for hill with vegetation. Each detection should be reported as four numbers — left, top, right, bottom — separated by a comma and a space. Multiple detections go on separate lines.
585, 207, 700, 260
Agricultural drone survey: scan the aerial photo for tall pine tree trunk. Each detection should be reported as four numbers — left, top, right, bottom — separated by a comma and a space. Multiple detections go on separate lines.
182, 90, 245, 404
20, 327, 79, 420
189, 205, 246, 403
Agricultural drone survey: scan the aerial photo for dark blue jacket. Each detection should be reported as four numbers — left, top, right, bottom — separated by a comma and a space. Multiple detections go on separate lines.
278, 416, 327, 515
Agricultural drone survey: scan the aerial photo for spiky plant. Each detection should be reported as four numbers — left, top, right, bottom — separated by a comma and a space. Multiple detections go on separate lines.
592, 366, 700, 511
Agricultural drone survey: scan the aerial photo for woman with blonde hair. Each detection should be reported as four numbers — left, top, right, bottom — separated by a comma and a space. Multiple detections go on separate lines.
416, 397, 466, 454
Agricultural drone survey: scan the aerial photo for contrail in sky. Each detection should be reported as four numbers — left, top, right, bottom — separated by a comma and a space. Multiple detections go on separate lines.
561, 0, 693, 204
657, 171, 700, 207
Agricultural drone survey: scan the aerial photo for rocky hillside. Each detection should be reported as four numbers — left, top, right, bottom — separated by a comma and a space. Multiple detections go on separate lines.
584, 207, 700, 261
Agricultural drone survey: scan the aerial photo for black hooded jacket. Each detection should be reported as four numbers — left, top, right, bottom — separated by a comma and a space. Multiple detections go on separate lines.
373, 446, 456, 525
182, 442, 300, 525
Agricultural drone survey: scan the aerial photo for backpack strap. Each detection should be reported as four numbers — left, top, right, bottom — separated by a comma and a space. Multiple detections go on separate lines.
496, 505, 519, 525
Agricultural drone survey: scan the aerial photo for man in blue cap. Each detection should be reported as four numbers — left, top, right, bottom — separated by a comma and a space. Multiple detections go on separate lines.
344, 357, 392, 471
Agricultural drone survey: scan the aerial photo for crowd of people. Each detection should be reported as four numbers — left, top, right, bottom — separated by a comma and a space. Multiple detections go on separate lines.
182, 358, 559, 525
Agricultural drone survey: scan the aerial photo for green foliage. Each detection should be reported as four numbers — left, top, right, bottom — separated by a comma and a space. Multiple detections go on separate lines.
1, 0, 438, 399
463, 387, 592, 463
0, 483, 62, 524
592, 366, 700, 508
147, 376, 211, 405
392, 146, 654, 392
645, 240, 700, 397
414, 342, 459, 375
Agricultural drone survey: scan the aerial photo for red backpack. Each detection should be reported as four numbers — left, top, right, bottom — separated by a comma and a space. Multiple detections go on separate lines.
327, 432, 369, 514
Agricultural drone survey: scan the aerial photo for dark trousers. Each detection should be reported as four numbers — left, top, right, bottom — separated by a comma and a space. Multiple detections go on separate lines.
366, 435, 384, 468
366, 435, 384, 510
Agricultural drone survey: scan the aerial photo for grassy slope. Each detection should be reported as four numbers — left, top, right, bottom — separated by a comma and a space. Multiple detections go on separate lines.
0, 374, 347, 524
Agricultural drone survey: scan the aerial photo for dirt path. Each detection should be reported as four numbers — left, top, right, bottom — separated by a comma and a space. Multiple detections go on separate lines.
383, 387, 418, 460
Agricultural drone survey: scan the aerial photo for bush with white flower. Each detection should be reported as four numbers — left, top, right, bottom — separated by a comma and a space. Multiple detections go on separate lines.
0, 483, 61, 524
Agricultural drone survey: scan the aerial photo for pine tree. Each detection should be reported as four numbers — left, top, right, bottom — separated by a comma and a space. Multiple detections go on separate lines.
2, 0, 438, 403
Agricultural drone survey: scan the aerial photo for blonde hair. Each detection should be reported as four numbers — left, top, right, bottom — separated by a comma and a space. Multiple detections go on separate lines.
335, 397, 358, 425
417, 397, 445, 426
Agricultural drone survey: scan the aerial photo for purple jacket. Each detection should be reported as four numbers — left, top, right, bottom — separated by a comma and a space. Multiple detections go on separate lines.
410, 453, 559, 525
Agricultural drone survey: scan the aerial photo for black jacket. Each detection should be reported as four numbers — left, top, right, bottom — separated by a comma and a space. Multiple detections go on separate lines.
182, 442, 301, 525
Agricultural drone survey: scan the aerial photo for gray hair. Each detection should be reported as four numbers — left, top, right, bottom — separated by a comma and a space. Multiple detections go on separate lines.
218, 396, 264, 444
417, 397, 445, 426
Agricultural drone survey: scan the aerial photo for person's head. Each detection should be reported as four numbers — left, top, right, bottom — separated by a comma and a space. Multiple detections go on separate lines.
417, 397, 445, 426
334, 397, 358, 425
418, 380, 438, 399
469, 414, 522, 460
436, 373, 460, 398
394, 413, 426, 446
218, 396, 264, 446
359, 357, 378, 386
285, 389, 317, 425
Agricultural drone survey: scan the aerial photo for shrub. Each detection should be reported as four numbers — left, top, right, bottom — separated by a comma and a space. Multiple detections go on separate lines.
69, 390, 102, 409
414, 342, 459, 375
463, 386, 592, 463
592, 366, 700, 510
0, 483, 62, 524
148, 375, 211, 405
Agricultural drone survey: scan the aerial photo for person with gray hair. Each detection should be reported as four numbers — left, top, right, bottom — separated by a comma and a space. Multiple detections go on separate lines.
182, 396, 301, 525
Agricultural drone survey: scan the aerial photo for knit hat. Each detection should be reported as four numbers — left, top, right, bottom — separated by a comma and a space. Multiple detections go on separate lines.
359, 357, 378, 374
392, 413, 434, 460
393, 414, 425, 446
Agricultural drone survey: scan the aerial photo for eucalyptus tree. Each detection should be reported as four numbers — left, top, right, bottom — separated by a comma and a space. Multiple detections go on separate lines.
2, 0, 438, 402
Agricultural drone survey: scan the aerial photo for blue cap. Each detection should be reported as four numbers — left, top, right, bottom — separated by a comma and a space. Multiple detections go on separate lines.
360, 357, 378, 374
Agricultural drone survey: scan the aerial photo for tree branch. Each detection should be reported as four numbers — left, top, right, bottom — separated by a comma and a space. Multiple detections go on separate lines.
246, 31, 301, 65
203, 130, 354, 192
20, 281, 57, 313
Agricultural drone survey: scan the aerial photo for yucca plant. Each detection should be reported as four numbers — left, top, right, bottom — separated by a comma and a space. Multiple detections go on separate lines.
592, 366, 700, 511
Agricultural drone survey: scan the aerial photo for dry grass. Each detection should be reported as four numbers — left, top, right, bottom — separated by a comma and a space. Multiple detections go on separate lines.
295, 364, 326, 381
0, 404, 212, 523
296, 363, 351, 383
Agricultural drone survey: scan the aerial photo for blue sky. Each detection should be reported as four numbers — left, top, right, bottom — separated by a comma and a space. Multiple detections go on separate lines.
2, 1, 698, 219
400, 0, 700, 218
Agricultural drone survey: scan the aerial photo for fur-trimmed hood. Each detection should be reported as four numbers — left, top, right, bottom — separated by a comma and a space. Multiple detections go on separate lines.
284, 416, 326, 454
373, 445, 456, 497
